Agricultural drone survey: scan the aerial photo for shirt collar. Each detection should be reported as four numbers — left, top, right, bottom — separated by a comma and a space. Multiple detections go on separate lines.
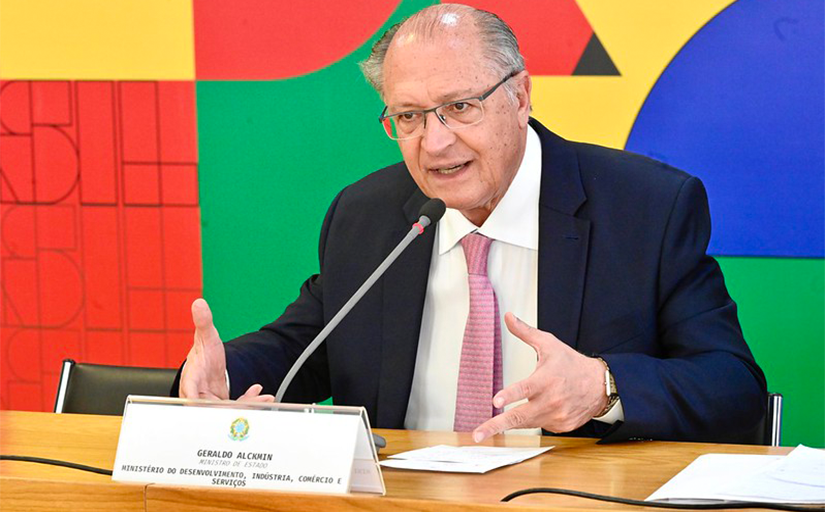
437, 125, 542, 254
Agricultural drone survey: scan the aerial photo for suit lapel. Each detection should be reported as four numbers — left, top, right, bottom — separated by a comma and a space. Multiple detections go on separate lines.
532, 120, 590, 349
376, 190, 434, 427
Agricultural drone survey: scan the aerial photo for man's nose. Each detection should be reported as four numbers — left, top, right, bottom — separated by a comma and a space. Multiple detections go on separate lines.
420, 111, 456, 154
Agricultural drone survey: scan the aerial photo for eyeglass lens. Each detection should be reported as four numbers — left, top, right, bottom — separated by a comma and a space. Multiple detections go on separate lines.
382, 98, 485, 140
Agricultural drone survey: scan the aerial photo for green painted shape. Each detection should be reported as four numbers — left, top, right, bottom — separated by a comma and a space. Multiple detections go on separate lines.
718, 257, 825, 447
197, 0, 435, 338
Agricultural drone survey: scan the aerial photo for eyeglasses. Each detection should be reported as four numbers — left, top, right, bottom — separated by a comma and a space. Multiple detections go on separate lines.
378, 70, 521, 141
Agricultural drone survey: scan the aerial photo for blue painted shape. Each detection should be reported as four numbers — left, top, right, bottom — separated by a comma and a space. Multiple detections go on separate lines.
626, 0, 824, 257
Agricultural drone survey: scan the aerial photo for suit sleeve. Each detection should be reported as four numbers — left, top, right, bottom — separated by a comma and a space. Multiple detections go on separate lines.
217, 189, 347, 403
600, 177, 767, 443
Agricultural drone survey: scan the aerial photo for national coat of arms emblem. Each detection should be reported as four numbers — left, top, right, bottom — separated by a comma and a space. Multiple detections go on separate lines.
229, 417, 250, 441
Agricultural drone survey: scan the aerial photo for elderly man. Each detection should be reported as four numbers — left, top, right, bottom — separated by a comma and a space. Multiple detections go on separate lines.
177, 4, 766, 443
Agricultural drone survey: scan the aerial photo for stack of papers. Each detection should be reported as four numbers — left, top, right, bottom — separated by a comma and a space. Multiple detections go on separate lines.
648, 445, 825, 504
379, 444, 553, 473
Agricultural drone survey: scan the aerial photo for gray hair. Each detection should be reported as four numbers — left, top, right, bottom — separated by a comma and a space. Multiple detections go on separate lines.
359, 4, 525, 101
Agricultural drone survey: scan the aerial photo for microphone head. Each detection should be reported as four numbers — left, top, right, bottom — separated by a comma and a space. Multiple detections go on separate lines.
419, 198, 446, 224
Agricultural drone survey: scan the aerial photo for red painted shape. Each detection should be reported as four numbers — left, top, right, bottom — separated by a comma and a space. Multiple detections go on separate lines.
3, 259, 39, 325
166, 290, 200, 330
158, 82, 198, 163
85, 331, 125, 366
162, 206, 202, 289
161, 164, 199, 206
36, 205, 76, 250
120, 82, 159, 162
0, 80, 202, 412
0, 82, 32, 134
128, 289, 165, 330
81, 207, 122, 329
461, 0, 594, 75
194, 0, 401, 79
0, 136, 34, 203
33, 126, 79, 204
124, 207, 163, 287
129, 332, 167, 367
6, 329, 41, 381
8, 382, 42, 411
123, 163, 161, 205
38, 251, 84, 328
32, 82, 72, 125
1, 205, 36, 258
77, 82, 118, 204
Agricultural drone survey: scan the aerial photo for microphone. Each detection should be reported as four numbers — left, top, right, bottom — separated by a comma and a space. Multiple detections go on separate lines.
274, 198, 446, 402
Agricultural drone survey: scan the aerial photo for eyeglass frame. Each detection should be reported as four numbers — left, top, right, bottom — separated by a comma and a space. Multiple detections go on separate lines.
377, 69, 523, 141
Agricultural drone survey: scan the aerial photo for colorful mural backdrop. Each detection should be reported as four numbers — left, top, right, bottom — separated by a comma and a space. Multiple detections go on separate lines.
1, 0, 822, 446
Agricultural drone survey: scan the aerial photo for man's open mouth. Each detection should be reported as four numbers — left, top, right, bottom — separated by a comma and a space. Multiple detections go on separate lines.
432, 162, 468, 175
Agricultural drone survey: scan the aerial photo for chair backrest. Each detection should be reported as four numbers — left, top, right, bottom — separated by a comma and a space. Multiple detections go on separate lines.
54, 359, 178, 415
764, 392, 783, 446
742, 392, 783, 446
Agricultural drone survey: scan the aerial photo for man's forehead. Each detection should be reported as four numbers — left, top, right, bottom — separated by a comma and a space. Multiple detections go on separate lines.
383, 29, 490, 107
383, 53, 493, 108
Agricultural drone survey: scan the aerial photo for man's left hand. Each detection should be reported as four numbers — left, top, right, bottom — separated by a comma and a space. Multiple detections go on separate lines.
473, 312, 608, 442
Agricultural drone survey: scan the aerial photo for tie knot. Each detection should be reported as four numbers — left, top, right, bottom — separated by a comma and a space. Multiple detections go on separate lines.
461, 233, 493, 275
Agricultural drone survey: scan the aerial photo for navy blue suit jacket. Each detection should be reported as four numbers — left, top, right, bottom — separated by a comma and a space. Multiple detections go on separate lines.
199, 119, 766, 443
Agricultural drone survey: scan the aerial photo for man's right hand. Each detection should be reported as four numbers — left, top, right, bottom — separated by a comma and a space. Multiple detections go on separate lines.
179, 298, 274, 402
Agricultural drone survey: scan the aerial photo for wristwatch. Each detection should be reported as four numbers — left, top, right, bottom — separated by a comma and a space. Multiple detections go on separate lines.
596, 357, 619, 417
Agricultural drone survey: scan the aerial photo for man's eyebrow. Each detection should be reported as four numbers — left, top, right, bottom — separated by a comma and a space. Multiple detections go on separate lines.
387, 102, 424, 112
388, 88, 479, 112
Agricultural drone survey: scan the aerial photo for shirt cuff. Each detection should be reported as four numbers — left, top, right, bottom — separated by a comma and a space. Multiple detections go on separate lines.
594, 398, 624, 424
225, 370, 231, 395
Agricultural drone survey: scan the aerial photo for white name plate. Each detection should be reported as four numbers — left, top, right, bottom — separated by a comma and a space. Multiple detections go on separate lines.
112, 396, 385, 495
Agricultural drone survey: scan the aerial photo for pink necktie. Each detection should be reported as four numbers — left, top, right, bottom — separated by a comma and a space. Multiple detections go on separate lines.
454, 233, 503, 432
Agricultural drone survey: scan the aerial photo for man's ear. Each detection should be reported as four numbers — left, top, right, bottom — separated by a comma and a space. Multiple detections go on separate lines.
516, 72, 532, 127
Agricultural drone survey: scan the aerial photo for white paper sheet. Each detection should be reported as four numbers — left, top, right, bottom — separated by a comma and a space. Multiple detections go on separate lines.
721, 445, 825, 503
648, 445, 825, 504
379, 444, 552, 473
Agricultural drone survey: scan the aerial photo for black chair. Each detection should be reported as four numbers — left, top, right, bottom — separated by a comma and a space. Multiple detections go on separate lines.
731, 392, 783, 446
54, 359, 178, 415
761, 392, 783, 447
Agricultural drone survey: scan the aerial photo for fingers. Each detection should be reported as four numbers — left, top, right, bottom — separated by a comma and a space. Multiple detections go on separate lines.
240, 383, 263, 398
179, 361, 201, 399
506, 312, 572, 361
191, 298, 213, 330
180, 377, 222, 400
479, 377, 538, 440
504, 312, 545, 352
181, 381, 274, 403
179, 374, 199, 399
473, 405, 532, 443
191, 298, 221, 347
493, 374, 536, 410
239, 384, 275, 403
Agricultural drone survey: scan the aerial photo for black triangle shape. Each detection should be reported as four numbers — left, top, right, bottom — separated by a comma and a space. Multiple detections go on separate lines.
573, 33, 620, 76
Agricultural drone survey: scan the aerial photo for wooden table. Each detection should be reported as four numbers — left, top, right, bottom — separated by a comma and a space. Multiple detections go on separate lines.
0, 410, 791, 511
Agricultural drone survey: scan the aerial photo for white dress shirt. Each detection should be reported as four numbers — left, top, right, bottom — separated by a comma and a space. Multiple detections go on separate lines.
404, 126, 623, 432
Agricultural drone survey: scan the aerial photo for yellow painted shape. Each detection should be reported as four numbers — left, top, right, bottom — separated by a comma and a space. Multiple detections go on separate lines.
531, 0, 736, 150
0, 0, 194, 80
